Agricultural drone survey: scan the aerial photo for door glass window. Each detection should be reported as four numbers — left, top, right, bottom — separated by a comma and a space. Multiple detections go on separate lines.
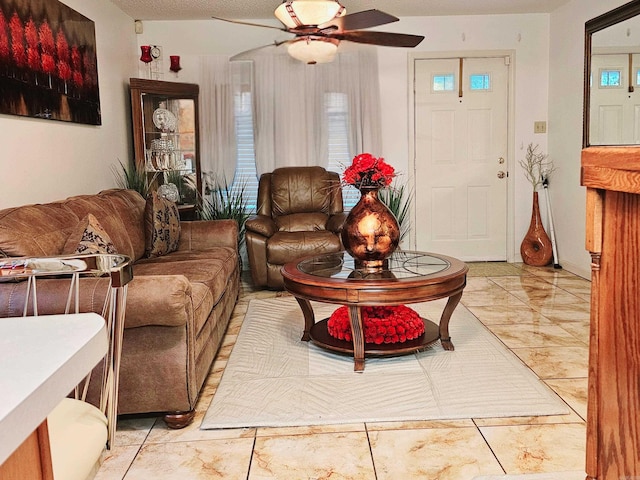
432, 74, 455, 92
470, 74, 491, 91
600, 69, 622, 88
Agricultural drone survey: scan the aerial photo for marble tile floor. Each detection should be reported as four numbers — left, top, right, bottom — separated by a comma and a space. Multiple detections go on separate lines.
95, 263, 591, 480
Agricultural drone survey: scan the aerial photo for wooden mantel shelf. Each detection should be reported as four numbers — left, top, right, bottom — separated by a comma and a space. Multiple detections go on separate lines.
581, 146, 640, 194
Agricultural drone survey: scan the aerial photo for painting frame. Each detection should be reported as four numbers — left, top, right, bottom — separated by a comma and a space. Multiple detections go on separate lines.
0, 0, 101, 125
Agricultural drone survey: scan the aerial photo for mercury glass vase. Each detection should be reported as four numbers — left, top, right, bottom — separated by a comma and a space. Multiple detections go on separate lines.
341, 186, 400, 270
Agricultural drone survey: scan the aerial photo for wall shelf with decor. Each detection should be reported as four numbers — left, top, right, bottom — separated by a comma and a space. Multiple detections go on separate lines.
129, 78, 202, 219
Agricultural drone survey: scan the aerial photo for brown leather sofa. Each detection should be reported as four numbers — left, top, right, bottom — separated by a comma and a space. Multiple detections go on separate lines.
0, 189, 239, 428
245, 166, 346, 289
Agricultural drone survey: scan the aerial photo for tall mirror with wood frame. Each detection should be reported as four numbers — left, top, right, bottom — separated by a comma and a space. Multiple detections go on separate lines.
584, 1, 640, 146
582, 2, 640, 480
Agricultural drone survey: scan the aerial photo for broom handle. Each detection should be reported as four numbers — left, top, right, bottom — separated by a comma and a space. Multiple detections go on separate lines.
542, 177, 561, 268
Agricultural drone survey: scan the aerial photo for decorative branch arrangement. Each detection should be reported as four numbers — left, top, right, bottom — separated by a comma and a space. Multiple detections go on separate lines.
519, 143, 555, 191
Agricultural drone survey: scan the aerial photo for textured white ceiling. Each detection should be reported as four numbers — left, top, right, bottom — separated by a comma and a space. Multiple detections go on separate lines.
108, 0, 572, 21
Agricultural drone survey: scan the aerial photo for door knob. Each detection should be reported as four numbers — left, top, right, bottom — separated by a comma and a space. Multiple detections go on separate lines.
498, 157, 505, 164
497, 171, 506, 179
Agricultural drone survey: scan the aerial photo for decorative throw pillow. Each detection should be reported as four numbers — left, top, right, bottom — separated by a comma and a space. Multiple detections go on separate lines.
62, 213, 118, 255
144, 192, 181, 257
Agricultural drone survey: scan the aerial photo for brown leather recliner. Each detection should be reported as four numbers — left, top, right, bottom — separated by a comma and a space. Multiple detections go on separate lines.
245, 166, 347, 289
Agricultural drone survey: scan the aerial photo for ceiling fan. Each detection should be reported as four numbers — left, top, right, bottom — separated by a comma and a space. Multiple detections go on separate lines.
212, 0, 425, 65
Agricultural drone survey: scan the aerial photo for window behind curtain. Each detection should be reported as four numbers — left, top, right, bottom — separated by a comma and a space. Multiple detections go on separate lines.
231, 90, 360, 211
230, 51, 381, 213
325, 92, 358, 209
233, 90, 258, 211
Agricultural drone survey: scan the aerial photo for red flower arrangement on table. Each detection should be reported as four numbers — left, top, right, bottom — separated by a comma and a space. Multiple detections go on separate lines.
327, 305, 425, 344
342, 153, 395, 189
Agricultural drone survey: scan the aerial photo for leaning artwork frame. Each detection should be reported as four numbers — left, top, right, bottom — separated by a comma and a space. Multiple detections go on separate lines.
0, 0, 101, 125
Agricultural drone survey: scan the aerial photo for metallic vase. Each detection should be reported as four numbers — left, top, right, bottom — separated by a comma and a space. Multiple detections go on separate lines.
341, 186, 400, 270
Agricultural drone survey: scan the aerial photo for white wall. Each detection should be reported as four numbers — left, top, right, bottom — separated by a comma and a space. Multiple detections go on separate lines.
0, 0, 138, 210
137, 13, 551, 265
548, 0, 629, 278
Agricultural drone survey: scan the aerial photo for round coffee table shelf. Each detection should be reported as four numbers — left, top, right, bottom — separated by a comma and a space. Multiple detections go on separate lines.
282, 250, 468, 371
309, 317, 441, 356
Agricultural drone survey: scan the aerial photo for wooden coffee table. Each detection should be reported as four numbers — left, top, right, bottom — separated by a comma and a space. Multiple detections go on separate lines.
281, 250, 468, 371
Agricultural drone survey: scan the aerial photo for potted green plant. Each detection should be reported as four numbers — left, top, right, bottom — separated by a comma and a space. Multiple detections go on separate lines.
111, 160, 153, 197
378, 180, 414, 244
198, 178, 253, 252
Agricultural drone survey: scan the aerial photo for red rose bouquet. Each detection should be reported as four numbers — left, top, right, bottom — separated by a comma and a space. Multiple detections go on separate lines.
343, 153, 395, 189
327, 305, 425, 344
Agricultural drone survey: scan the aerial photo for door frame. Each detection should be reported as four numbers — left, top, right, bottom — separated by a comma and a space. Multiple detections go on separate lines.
408, 50, 517, 263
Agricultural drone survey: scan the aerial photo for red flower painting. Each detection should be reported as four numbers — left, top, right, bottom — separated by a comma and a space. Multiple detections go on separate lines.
0, 1, 101, 124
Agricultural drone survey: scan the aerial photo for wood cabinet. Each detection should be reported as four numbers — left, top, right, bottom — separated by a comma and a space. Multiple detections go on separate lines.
129, 78, 202, 219
581, 146, 640, 480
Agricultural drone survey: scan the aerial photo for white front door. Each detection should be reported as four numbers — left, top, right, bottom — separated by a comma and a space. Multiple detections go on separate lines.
590, 53, 640, 145
412, 56, 510, 260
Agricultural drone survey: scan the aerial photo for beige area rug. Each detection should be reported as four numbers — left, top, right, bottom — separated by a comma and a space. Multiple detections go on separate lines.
201, 297, 570, 429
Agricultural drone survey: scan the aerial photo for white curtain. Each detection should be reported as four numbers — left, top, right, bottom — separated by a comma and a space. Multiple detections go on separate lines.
198, 56, 237, 191
250, 47, 382, 176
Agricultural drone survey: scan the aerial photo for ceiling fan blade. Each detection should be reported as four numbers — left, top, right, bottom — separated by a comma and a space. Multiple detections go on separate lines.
319, 9, 398, 32
229, 41, 290, 61
332, 30, 424, 48
212, 15, 286, 32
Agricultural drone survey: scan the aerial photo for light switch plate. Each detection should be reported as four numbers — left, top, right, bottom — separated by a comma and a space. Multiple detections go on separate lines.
534, 121, 547, 134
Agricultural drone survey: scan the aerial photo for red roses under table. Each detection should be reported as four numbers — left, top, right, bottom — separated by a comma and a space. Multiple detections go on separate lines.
281, 251, 468, 372
327, 305, 425, 345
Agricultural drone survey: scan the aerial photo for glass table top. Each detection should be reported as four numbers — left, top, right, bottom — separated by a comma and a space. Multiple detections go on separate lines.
296, 251, 454, 281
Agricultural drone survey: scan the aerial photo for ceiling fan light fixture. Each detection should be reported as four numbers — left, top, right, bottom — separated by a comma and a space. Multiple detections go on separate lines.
287, 37, 339, 64
275, 0, 346, 28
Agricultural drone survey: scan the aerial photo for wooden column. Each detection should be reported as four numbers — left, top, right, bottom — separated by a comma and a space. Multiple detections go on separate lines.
582, 147, 640, 480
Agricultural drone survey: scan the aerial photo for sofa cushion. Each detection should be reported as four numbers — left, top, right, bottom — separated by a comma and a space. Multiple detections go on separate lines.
144, 193, 181, 258
63, 194, 135, 259
136, 248, 237, 307
0, 203, 79, 257
99, 189, 146, 261
120, 274, 194, 329
134, 254, 235, 337
62, 214, 118, 255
